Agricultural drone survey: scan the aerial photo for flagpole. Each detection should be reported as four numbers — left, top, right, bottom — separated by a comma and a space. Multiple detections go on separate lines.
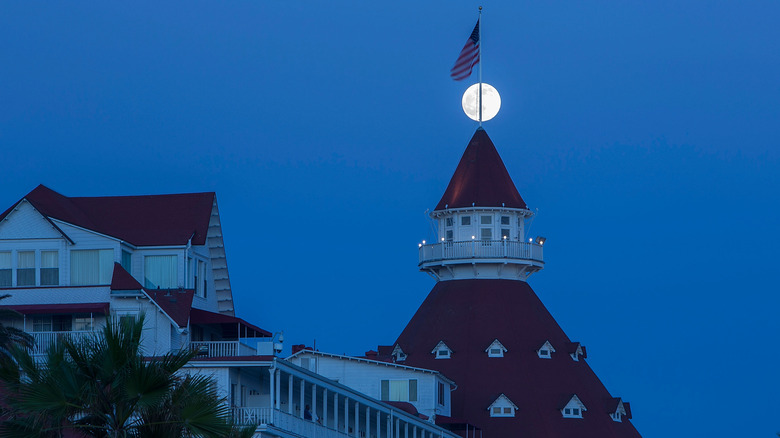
478, 6, 483, 127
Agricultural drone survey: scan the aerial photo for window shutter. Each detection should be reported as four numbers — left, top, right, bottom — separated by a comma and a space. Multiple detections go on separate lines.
409, 379, 417, 402
380, 380, 389, 401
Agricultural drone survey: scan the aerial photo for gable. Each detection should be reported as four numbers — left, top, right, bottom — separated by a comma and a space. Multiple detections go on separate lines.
0, 200, 69, 241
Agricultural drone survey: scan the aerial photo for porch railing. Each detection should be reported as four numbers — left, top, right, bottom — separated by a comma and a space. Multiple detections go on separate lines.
31, 331, 96, 356
190, 340, 256, 358
419, 239, 543, 265
232, 407, 352, 438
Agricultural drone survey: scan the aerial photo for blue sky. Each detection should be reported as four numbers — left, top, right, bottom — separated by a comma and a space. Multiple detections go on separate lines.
2, 2, 779, 436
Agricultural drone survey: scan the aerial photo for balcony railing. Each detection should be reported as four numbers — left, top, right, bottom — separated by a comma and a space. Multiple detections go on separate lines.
232, 407, 351, 438
419, 239, 544, 265
190, 340, 257, 358
32, 331, 96, 356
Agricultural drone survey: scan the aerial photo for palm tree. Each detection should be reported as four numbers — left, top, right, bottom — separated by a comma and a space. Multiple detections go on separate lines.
0, 294, 33, 361
0, 316, 254, 438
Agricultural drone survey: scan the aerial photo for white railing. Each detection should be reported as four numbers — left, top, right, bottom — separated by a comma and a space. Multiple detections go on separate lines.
32, 331, 96, 356
232, 407, 351, 438
419, 239, 544, 265
190, 340, 256, 358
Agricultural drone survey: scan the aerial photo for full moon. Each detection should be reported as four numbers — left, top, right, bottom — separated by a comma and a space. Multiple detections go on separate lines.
461, 83, 501, 122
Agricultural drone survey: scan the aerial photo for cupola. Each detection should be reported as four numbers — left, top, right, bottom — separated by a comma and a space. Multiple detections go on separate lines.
418, 129, 544, 282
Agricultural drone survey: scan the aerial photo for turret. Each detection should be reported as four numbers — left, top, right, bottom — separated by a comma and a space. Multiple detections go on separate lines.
418, 128, 544, 281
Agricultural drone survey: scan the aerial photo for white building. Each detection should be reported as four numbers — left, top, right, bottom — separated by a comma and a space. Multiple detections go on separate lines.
287, 348, 455, 420
0, 184, 458, 438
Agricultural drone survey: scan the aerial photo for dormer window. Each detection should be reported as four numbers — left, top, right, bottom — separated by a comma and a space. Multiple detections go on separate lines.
609, 398, 628, 423
488, 394, 518, 418
431, 341, 453, 359
568, 342, 586, 362
485, 339, 507, 358
561, 395, 586, 419
537, 340, 555, 359
391, 344, 407, 362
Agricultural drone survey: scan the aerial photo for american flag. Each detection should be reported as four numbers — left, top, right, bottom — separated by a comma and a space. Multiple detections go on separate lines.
450, 20, 480, 81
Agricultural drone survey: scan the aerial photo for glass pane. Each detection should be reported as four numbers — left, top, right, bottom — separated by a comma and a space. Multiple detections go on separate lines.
121, 250, 132, 272
409, 379, 417, 401
72, 250, 113, 285
493, 407, 501, 414
481, 228, 492, 240
0, 252, 10, 269
389, 380, 408, 401
501, 216, 510, 225
461, 216, 470, 226
380, 380, 389, 401
481, 216, 492, 225
18, 251, 34, 268
0, 270, 10, 287
445, 218, 453, 227
40, 268, 59, 286
504, 407, 512, 414
41, 251, 58, 268
144, 255, 178, 289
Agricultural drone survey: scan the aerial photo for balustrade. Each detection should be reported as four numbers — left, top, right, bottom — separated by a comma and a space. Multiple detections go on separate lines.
419, 239, 543, 265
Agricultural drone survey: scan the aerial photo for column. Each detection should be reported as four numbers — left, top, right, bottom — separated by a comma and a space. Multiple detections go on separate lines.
404, 422, 408, 438
312, 384, 317, 424
354, 400, 360, 437
268, 368, 275, 412
334, 392, 339, 431
323, 388, 329, 428
376, 410, 381, 438
344, 397, 349, 433
275, 369, 281, 410
299, 379, 305, 418
366, 406, 370, 438
288, 374, 293, 414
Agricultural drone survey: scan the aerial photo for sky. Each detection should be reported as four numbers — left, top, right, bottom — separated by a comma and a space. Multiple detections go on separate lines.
2, 1, 779, 436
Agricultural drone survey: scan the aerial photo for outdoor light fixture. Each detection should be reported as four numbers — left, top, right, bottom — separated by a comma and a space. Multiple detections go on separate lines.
535, 236, 546, 246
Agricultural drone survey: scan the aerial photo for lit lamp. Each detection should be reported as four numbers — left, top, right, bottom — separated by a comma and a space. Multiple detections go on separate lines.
535, 236, 546, 246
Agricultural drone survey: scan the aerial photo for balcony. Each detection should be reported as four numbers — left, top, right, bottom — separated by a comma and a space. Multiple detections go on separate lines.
419, 239, 544, 266
190, 340, 257, 358
232, 407, 351, 438
31, 331, 96, 356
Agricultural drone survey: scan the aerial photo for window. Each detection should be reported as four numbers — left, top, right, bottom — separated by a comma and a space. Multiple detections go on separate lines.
485, 339, 507, 358
561, 395, 586, 418
0, 252, 11, 287
121, 250, 132, 273
32, 316, 52, 332
488, 394, 518, 418
380, 380, 417, 402
431, 341, 453, 359
480, 228, 492, 241
445, 230, 453, 241
438, 382, 445, 406
40, 251, 59, 286
538, 341, 555, 359
144, 255, 178, 289
445, 217, 454, 227
501, 216, 510, 225
17, 251, 35, 286
461, 216, 471, 226
71, 249, 114, 285
480, 215, 492, 225
73, 315, 93, 331
195, 259, 206, 298
392, 344, 407, 362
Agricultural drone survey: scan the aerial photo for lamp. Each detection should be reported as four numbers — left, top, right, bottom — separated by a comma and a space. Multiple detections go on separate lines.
535, 236, 546, 246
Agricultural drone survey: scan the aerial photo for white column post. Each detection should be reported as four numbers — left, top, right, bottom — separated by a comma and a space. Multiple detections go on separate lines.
323, 388, 329, 428
376, 410, 381, 438
312, 384, 317, 423
395, 418, 400, 438
404, 422, 409, 438
366, 406, 370, 437
344, 397, 349, 433
275, 369, 281, 410
334, 393, 339, 431
354, 401, 360, 437
299, 378, 305, 418
268, 368, 275, 410
288, 374, 293, 414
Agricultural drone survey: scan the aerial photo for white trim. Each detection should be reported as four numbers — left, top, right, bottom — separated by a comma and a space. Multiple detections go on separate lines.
561, 395, 586, 419
487, 394, 518, 418
431, 341, 453, 359
485, 339, 507, 358
537, 340, 555, 359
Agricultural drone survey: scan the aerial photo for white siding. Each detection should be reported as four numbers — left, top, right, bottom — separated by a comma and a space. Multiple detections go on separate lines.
0, 201, 64, 240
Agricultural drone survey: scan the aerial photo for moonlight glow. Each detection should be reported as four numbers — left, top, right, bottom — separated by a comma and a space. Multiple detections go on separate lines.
462, 83, 501, 122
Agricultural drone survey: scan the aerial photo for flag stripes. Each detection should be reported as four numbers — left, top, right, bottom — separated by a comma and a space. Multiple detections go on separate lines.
450, 20, 480, 81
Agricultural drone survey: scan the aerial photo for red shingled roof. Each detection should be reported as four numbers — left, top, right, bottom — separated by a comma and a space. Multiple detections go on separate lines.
394, 279, 641, 438
0, 185, 215, 246
110, 263, 143, 291
145, 289, 195, 329
190, 308, 272, 338
435, 129, 527, 211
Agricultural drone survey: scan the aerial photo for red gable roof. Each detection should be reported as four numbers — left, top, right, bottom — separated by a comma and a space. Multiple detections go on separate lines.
0, 185, 215, 246
190, 308, 272, 338
394, 279, 641, 438
145, 289, 195, 329
435, 129, 527, 211
6, 302, 110, 315
110, 263, 143, 291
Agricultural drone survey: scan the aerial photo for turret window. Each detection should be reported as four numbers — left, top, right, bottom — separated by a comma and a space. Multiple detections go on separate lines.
480, 215, 492, 225
480, 228, 492, 241
445, 217, 454, 227
461, 216, 471, 226
501, 216, 510, 225
445, 230, 453, 241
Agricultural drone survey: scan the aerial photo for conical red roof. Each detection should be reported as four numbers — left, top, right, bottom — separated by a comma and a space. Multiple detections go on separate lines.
435, 129, 527, 211
394, 279, 641, 437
